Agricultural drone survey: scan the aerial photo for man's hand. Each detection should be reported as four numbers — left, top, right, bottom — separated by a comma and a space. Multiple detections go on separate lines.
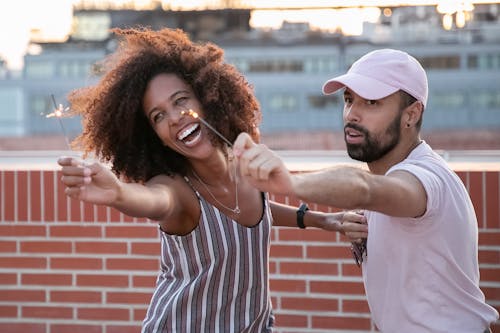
233, 132, 295, 196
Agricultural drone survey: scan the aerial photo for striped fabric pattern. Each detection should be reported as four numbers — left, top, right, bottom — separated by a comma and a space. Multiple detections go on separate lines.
141, 188, 274, 333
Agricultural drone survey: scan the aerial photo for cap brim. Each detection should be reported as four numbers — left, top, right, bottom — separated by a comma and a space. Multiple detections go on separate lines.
322, 73, 399, 100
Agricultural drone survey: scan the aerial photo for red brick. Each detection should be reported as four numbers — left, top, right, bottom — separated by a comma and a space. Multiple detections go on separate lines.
278, 228, 337, 242
485, 172, 500, 229
109, 207, 121, 222
30, 171, 42, 222
106, 258, 159, 271
105, 225, 158, 239
51, 324, 102, 333
50, 225, 101, 238
51, 257, 102, 270
0, 273, 17, 285
280, 262, 339, 276
273, 313, 308, 328
133, 307, 148, 321
342, 299, 370, 313
312, 315, 371, 330
122, 213, 135, 222
480, 268, 500, 283
269, 278, 306, 293
3, 172, 15, 221
132, 275, 157, 288
310, 280, 365, 295
281, 296, 339, 311
43, 171, 56, 222
269, 260, 277, 274
0, 241, 16, 252
131, 242, 160, 255
479, 250, 500, 264
56, 171, 69, 221
20, 241, 72, 253
70, 197, 82, 222
0, 323, 45, 333
22, 273, 72, 286
270, 244, 303, 258
95, 205, 108, 222
50, 290, 102, 303
75, 241, 127, 254
341, 262, 364, 277
480, 231, 500, 246
0, 224, 46, 237
0, 306, 17, 317
83, 202, 95, 222
77, 274, 129, 287
107, 325, 142, 333
107, 291, 152, 304
22, 305, 72, 319
78, 307, 129, 321
0, 257, 47, 269
456, 171, 468, 189
306, 245, 351, 259
17, 171, 28, 221
481, 286, 500, 302
0, 289, 45, 302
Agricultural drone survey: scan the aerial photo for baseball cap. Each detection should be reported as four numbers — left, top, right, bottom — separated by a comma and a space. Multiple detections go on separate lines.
322, 49, 428, 107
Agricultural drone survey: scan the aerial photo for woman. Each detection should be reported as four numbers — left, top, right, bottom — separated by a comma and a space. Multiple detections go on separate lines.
58, 28, 367, 332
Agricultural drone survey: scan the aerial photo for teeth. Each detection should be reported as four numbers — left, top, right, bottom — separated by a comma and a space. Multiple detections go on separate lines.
178, 124, 199, 140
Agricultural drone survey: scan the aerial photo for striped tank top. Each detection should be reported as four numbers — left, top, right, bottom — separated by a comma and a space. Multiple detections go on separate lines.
141, 177, 274, 333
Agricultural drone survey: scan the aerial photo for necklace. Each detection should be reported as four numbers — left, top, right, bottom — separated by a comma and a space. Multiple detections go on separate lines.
191, 159, 240, 214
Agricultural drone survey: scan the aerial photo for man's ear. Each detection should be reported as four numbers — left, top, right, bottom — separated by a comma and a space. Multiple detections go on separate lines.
404, 101, 423, 127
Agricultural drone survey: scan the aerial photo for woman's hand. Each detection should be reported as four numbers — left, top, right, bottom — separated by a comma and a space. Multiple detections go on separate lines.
57, 156, 121, 206
338, 210, 368, 243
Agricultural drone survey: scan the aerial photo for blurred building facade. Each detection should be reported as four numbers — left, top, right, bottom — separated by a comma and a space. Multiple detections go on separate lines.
0, 4, 499, 148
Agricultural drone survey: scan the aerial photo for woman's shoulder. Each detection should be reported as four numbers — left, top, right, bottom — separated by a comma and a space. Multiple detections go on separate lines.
146, 173, 186, 188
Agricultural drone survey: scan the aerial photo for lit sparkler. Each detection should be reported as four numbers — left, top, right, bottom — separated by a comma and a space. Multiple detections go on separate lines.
46, 94, 73, 150
181, 109, 233, 147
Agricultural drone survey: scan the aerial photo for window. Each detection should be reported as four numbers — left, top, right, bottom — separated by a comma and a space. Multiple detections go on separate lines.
307, 94, 341, 110
418, 55, 460, 69
248, 59, 303, 73
269, 94, 299, 111
433, 92, 465, 108
470, 91, 500, 108
25, 61, 55, 79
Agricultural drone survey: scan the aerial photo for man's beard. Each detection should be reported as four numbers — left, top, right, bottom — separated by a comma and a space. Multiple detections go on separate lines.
345, 112, 402, 163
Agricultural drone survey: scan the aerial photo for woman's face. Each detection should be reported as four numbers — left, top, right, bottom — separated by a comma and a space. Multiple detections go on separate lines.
143, 73, 214, 158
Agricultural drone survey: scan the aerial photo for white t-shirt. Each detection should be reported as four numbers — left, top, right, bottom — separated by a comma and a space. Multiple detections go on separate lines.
363, 141, 499, 333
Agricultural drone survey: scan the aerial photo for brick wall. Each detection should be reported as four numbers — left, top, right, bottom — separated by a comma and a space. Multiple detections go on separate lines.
0, 168, 499, 333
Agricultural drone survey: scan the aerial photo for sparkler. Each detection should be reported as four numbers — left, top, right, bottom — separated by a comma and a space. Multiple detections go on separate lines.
46, 94, 72, 150
181, 109, 233, 147
182, 108, 240, 213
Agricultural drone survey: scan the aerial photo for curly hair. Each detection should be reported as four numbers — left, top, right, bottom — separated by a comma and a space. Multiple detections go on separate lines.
68, 27, 261, 183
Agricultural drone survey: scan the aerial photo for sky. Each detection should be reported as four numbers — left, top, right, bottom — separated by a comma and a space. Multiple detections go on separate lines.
0, 0, 74, 70
0, 0, 492, 70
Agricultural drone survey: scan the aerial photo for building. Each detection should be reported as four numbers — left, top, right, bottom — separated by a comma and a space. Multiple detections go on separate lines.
0, 4, 499, 149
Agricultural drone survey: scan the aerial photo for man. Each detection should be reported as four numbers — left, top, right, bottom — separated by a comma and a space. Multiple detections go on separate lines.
233, 49, 499, 333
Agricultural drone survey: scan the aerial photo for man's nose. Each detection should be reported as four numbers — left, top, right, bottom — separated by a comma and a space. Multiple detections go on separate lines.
343, 104, 360, 123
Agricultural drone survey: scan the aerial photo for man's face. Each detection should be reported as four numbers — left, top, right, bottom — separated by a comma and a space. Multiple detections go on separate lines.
342, 89, 403, 163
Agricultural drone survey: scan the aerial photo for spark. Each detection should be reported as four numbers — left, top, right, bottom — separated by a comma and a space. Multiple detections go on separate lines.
48, 94, 72, 150
181, 109, 233, 147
